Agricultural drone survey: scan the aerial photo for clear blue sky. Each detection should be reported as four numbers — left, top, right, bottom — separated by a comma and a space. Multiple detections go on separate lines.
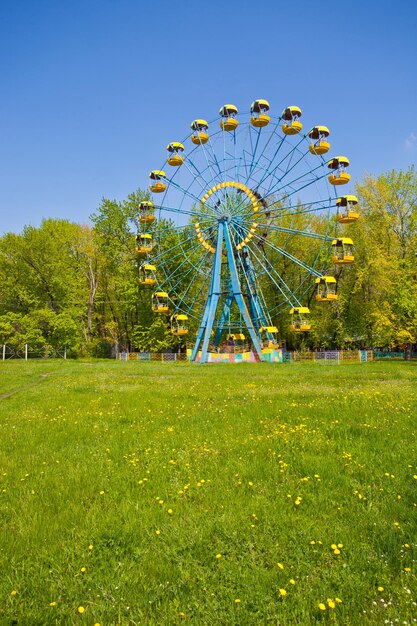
1, 0, 416, 234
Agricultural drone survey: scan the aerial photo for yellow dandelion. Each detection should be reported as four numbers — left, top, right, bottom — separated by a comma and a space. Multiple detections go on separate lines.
277, 562, 284, 570
167, 509, 173, 515
88, 544, 93, 550
80, 567, 86, 573
99, 490, 105, 495
333, 548, 341, 555
377, 586, 384, 592
77, 606, 85, 613
10, 590, 17, 596
335, 598, 342, 603
289, 579, 296, 585
337, 543, 343, 548
155, 529, 161, 535
216, 553, 222, 559
310, 540, 316, 545
331, 543, 337, 550
404, 567, 411, 572
49, 601, 57, 606
279, 588, 287, 597
327, 599, 336, 609
235, 598, 241, 603
318, 603, 326, 611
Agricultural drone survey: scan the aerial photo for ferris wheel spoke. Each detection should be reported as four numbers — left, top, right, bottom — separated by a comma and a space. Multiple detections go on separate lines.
149, 226, 211, 264
252, 230, 323, 277
175, 248, 211, 312
157, 238, 206, 292
228, 221, 299, 308
264, 223, 331, 241
242, 118, 284, 188
263, 166, 331, 204
254, 132, 301, 190
242, 238, 301, 308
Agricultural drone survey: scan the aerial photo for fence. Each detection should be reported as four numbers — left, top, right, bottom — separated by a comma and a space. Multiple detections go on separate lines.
1, 345, 67, 360
290, 350, 373, 363
118, 350, 374, 364
118, 352, 187, 362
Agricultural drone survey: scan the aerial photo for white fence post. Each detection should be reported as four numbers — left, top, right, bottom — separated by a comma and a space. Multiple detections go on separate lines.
64, 346, 67, 360
2, 345, 5, 361
25, 344, 28, 360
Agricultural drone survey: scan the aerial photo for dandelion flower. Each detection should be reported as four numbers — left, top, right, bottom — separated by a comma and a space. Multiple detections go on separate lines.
168, 509, 173, 515
88, 544, 93, 550
49, 601, 57, 606
404, 567, 411, 572
377, 586, 384, 592
216, 553, 222, 559
335, 598, 342, 603
289, 579, 296, 585
235, 598, 241, 603
318, 603, 326, 611
10, 590, 17, 596
279, 589, 287, 597
277, 562, 284, 570
327, 599, 336, 609
80, 567, 86, 573
331, 544, 337, 550
155, 529, 161, 535
99, 490, 105, 495
333, 548, 341, 555
78, 606, 85, 613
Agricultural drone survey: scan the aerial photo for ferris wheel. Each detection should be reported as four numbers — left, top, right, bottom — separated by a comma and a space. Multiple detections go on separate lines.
135, 100, 359, 362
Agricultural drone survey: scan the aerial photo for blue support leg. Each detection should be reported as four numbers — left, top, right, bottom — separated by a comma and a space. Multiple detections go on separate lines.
223, 224, 264, 362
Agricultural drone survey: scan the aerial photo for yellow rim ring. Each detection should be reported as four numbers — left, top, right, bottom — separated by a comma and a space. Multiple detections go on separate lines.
196, 181, 260, 252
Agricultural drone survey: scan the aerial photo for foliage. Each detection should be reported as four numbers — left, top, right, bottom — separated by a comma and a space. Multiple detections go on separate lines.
0, 170, 416, 353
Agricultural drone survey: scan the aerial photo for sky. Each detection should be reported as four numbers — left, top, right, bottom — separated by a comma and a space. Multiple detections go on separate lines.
1, 0, 416, 234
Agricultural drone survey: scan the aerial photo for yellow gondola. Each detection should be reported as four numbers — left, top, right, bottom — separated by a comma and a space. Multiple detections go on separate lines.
315, 276, 337, 302
328, 157, 351, 186
190, 119, 209, 145
259, 325, 279, 348
219, 104, 239, 131
282, 106, 302, 135
308, 126, 330, 155
138, 201, 156, 225
250, 99, 270, 128
227, 333, 245, 341
149, 170, 167, 193
152, 292, 170, 314
167, 142, 185, 167
289, 307, 311, 332
138, 264, 157, 286
331, 238, 354, 264
135, 233, 153, 255
171, 313, 189, 336
336, 195, 359, 223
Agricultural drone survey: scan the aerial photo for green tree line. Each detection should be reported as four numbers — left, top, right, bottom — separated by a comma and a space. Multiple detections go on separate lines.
0, 168, 416, 355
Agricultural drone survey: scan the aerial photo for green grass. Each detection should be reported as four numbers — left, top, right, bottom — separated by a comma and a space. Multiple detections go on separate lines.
0, 360, 416, 625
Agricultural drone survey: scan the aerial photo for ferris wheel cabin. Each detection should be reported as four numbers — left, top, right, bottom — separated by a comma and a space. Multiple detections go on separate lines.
190, 119, 209, 145
219, 104, 239, 131
315, 276, 337, 301
259, 326, 279, 348
336, 195, 359, 223
167, 142, 185, 167
138, 201, 156, 225
152, 292, 170, 314
138, 264, 157, 286
328, 157, 351, 185
149, 170, 167, 193
135, 233, 153, 255
308, 126, 330, 155
171, 314, 189, 336
331, 238, 354, 264
290, 307, 311, 332
282, 106, 303, 135
250, 99, 270, 128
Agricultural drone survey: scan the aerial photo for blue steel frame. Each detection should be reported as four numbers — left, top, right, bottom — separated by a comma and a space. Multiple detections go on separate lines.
191, 220, 264, 363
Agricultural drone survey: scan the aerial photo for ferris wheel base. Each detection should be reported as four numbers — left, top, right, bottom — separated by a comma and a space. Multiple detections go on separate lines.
187, 348, 284, 364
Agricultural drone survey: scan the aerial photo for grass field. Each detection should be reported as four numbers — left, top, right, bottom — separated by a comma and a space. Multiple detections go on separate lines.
0, 360, 416, 625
